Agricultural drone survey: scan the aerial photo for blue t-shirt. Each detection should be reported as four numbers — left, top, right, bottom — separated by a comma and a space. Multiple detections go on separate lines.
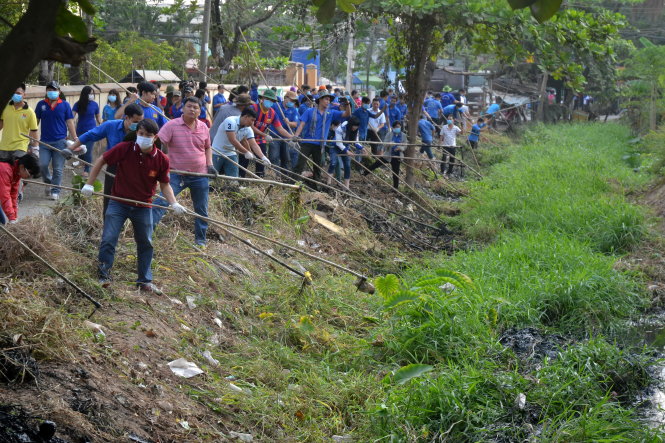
487, 103, 500, 115
212, 93, 226, 115
250, 88, 259, 103
102, 104, 117, 122
397, 103, 407, 118
443, 104, 459, 117
468, 123, 486, 142
134, 100, 168, 128
78, 119, 129, 151
199, 105, 207, 120
299, 107, 345, 144
170, 103, 183, 118
298, 103, 311, 116
440, 92, 456, 107
418, 118, 435, 144
72, 100, 99, 135
388, 106, 402, 124
390, 132, 403, 156
424, 98, 443, 119
271, 103, 299, 136
35, 99, 74, 141
352, 107, 382, 140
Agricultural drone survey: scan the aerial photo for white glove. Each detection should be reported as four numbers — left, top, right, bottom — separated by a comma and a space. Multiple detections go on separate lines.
76, 144, 87, 155
264, 134, 273, 143
397, 145, 407, 152
170, 202, 187, 215
259, 156, 271, 166
29, 146, 39, 158
81, 184, 94, 197
243, 151, 255, 160
60, 148, 73, 160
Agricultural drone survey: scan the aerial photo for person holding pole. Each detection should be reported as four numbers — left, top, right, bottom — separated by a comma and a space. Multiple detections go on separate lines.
81, 119, 185, 294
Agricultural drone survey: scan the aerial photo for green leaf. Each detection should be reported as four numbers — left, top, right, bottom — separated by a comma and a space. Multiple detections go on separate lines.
93, 179, 103, 192
507, 0, 537, 9
434, 269, 475, 290
375, 274, 400, 299
530, 0, 563, 23
315, 0, 337, 24
639, 37, 655, 48
73, 0, 96, 15
337, 0, 357, 13
297, 316, 315, 333
383, 290, 420, 309
312, 0, 327, 6
393, 364, 433, 385
55, 6, 89, 42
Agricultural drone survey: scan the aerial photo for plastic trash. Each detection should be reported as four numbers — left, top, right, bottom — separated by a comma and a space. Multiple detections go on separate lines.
167, 358, 203, 378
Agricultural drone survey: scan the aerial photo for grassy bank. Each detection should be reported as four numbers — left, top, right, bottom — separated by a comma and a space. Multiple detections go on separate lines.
368, 123, 661, 440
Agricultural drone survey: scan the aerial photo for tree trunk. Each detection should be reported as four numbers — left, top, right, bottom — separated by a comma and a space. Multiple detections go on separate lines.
210, 0, 224, 67
0, 0, 62, 102
404, 15, 435, 187
536, 71, 548, 122
68, 65, 82, 85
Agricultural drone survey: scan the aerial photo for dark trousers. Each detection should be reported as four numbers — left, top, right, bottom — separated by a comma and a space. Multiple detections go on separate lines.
294, 143, 323, 189
239, 142, 267, 177
468, 140, 478, 150
441, 146, 456, 175
391, 157, 401, 189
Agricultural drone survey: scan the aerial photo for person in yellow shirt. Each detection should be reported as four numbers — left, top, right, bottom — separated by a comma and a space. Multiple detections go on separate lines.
0, 84, 39, 156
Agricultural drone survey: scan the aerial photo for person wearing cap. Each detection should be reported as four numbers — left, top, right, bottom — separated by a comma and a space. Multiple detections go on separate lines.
35, 81, 77, 200
269, 90, 300, 170
292, 91, 350, 190
212, 85, 227, 117
440, 86, 456, 108
244, 89, 293, 178
211, 108, 263, 179
169, 90, 183, 118
209, 92, 252, 145
114, 82, 168, 128
151, 96, 214, 247
164, 85, 175, 117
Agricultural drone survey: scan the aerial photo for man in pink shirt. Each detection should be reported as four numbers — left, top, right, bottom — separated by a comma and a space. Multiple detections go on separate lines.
152, 97, 216, 246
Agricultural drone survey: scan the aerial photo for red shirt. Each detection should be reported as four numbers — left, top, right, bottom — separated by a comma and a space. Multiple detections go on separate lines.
103, 141, 170, 207
0, 160, 20, 221
251, 103, 281, 144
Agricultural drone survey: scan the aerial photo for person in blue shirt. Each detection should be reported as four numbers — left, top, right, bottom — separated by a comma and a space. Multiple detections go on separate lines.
102, 89, 120, 122
440, 88, 456, 108
212, 84, 227, 117
195, 89, 211, 127
365, 121, 405, 189
397, 95, 408, 122
298, 85, 311, 104
293, 92, 350, 190
269, 90, 300, 169
298, 94, 313, 116
68, 103, 144, 216
35, 81, 77, 200
443, 102, 463, 121
249, 83, 259, 103
169, 91, 184, 118
387, 96, 402, 126
352, 96, 384, 141
467, 117, 487, 150
114, 82, 168, 128
417, 115, 435, 159
72, 86, 101, 176
485, 98, 502, 129
328, 116, 362, 189
424, 93, 444, 125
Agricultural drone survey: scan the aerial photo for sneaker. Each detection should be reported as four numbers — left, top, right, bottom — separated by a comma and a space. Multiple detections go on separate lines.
98, 278, 111, 288
50, 193, 60, 201
138, 282, 163, 295
8, 219, 17, 224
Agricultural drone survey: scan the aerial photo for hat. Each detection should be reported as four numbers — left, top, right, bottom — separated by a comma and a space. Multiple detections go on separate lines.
166, 85, 175, 94
285, 90, 298, 100
183, 87, 193, 94
259, 88, 277, 101
318, 85, 326, 91
46, 80, 60, 89
173, 90, 182, 96
315, 91, 333, 102
442, 86, 452, 92
289, 86, 297, 92
234, 93, 252, 106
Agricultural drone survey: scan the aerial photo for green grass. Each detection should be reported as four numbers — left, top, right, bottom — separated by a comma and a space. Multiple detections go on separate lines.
367, 123, 662, 441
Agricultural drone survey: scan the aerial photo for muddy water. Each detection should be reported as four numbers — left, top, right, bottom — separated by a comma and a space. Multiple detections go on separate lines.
624, 313, 665, 426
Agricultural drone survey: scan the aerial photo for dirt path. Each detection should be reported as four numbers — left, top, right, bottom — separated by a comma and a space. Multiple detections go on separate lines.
17, 165, 77, 220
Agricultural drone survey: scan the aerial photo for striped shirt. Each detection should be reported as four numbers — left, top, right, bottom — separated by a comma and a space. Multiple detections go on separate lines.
157, 117, 210, 173
251, 104, 281, 144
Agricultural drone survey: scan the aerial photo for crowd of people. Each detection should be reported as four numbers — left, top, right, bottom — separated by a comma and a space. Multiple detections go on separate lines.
0, 79, 492, 293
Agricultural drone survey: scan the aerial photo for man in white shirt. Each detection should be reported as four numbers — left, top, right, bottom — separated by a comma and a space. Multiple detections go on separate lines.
440, 119, 462, 176
212, 108, 263, 177
368, 97, 386, 155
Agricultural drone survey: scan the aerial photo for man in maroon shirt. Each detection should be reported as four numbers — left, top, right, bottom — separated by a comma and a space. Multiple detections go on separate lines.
82, 119, 186, 294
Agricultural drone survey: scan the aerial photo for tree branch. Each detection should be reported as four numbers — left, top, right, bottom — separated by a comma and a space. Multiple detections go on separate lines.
239, 0, 287, 31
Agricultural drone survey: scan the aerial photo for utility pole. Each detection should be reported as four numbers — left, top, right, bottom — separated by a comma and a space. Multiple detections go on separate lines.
345, 22, 355, 93
199, 0, 212, 82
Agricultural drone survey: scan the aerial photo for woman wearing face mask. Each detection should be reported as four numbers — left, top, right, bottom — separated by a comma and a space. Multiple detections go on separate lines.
81, 119, 186, 294
72, 86, 101, 176
103, 89, 120, 122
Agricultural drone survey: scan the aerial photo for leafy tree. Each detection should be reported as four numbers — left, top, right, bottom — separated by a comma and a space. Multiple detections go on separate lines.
89, 39, 132, 83
622, 42, 665, 131
112, 31, 192, 75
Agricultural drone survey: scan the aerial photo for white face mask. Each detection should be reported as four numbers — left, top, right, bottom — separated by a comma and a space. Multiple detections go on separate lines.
88, 94, 94, 101
136, 135, 154, 150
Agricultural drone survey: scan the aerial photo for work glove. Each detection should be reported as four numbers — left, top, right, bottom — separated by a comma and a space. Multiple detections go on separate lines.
259, 156, 272, 166
264, 134, 273, 143
243, 151, 255, 160
207, 165, 219, 177
170, 202, 187, 215
397, 145, 407, 152
60, 148, 73, 160
81, 184, 94, 197
29, 146, 39, 158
